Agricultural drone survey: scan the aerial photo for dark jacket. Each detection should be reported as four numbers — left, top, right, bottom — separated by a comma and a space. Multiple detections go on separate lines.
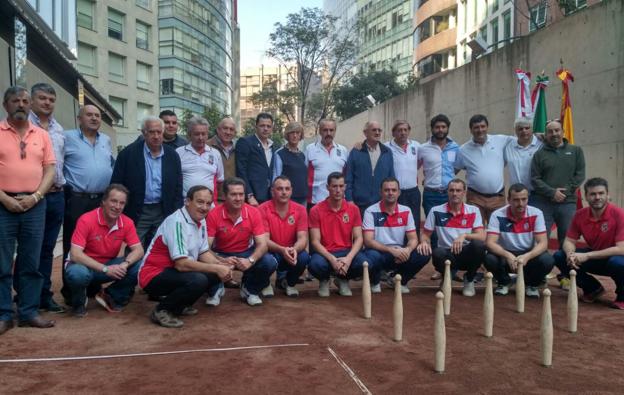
111, 139, 183, 222
531, 139, 585, 204
346, 141, 395, 208
235, 134, 279, 203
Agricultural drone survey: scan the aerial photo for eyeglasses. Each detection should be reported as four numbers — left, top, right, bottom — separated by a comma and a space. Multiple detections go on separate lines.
20, 141, 27, 160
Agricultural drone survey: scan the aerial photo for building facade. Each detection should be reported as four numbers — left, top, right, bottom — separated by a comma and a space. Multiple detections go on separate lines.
412, 0, 457, 78
515, 0, 599, 36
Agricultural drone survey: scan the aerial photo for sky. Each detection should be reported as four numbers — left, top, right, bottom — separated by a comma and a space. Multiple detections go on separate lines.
237, 0, 322, 70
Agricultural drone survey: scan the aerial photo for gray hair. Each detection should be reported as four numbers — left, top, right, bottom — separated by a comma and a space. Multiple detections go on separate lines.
31, 83, 56, 97
284, 121, 303, 136
3, 86, 28, 103
186, 115, 210, 134
141, 115, 164, 133
514, 117, 532, 129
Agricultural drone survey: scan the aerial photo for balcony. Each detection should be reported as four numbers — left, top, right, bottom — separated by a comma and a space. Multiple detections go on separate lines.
414, 27, 456, 63
415, 0, 457, 28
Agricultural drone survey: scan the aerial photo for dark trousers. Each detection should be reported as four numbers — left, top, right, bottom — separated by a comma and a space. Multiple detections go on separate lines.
399, 187, 421, 236
422, 189, 448, 248
213, 248, 277, 295
432, 240, 486, 281
273, 251, 310, 287
308, 249, 373, 281
38, 191, 64, 305
484, 251, 554, 287
144, 268, 220, 315
365, 248, 430, 285
554, 249, 624, 301
531, 196, 576, 249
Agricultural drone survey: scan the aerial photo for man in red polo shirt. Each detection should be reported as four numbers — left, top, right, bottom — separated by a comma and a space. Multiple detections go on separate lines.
309, 172, 371, 297
259, 176, 310, 297
554, 178, 624, 309
207, 177, 276, 306
66, 184, 144, 317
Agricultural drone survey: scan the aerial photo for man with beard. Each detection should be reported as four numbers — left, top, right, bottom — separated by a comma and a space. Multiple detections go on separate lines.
554, 178, 624, 310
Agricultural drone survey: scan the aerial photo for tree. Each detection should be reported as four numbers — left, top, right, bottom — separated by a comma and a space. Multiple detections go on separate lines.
333, 70, 404, 120
267, 7, 357, 125
203, 104, 229, 136
250, 85, 298, 123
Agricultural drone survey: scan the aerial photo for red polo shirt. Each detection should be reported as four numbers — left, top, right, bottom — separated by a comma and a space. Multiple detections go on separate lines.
259, 200, 308, 247
309, 199, 362, 253
71, 208, 141, 263
207, 203, 266, 253
567, 204, 624, 251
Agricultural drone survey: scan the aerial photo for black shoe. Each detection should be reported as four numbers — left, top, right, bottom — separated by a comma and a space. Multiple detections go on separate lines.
39, 299, 66, 314
148, 294, 166, 302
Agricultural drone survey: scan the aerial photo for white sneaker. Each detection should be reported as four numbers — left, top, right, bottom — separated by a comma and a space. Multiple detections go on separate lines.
261, 284, 274, 298
526, 286, 540, 298
400, 284, 410, 294
462, 279, 476, 297
285, 286, 299, 297
370, 283, 381, 294
318, 280, 330, 297
240, 286, 263, 306
334, 278, 352, 296
494, 284, 509, 296
205, 284, 225, 306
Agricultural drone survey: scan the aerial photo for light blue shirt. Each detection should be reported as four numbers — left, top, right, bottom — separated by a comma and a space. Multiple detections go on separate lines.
29, 112, 65, 187
63, 129, 114, 193
143, 143, 163, 204
418, 138, 460, 190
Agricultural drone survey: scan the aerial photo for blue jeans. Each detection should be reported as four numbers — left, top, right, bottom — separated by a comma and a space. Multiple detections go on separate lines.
273, 250, 310, 287
213, 249, 277, 295
398, 187, 422, 236
308, 249, 372, 281
0, 200, 46, 321
38, 191, 64, 304
65, 257, 139, 308
554, 249, 624, 301
365, 248, 430, 285
422, 189, 448, 249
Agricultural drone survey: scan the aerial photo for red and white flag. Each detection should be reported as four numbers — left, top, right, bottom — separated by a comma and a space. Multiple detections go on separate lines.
515, 69, 533, 119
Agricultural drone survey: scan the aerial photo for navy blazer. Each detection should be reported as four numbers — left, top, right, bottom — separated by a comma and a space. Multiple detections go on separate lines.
235, 134, 279, 203
110, 139, 183, 222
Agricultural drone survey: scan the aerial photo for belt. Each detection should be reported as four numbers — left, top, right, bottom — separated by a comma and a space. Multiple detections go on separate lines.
468, 187, 504, 198
424, 187, 447, 194
48, 186, 63, 193
70, 191, 103, 200
5, 191, 34, 197
401, 186, 420, 193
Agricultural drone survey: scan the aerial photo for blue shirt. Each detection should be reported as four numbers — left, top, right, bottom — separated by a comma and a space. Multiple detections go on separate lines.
63, 129, 114, 193
418, 138, 460, 190
29, 112, 65, 187
143, 143, 163, 204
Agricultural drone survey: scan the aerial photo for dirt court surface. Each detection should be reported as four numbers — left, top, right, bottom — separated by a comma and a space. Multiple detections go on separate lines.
1, 261, 623, 394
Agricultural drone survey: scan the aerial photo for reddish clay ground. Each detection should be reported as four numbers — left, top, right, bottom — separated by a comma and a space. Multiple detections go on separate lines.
1, 260, 623, 394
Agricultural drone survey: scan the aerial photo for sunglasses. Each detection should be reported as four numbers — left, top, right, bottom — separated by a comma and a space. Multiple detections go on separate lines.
20, 141, 27, 159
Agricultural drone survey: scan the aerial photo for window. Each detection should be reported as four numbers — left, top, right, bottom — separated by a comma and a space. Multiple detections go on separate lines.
108, 8, 124, 40
563, 0, 587, 15
491, 18, 499, 48
136, 0, 151, 9
529, 3, 547, 32
108, 52, 126, 83
77, 42, 97, 75
109, 96, 126, 126
503, 11, 511, 41
136, 21, 150, 50
492, 0, 499, 13
479, 26, 488, 43
77, 0, 94, 30
161, 78, 174, 95
137, 62, 152, 90
137, 102, 153, 130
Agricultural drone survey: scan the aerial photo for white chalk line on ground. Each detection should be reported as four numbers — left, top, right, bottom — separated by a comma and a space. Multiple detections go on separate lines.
327, 346, 372, 395
0, 343, 309, 364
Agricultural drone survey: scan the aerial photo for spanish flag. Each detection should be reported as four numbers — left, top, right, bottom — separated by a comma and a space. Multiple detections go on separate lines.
556, 68, 575, 144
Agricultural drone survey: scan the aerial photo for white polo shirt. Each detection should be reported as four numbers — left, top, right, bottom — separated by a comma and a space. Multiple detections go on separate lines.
504, 136, 542, 191
362, 201, 416, 247
487, 204, 547, 252
304, 140, 348, 204
455, 134, 515, 194
418, 138, 460, 190
423, 203, 483, 249
387, 139, 419, 190
176, 144, 224, 197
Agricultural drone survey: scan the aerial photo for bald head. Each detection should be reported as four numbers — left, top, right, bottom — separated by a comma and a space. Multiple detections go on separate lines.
78, 105, 102, 134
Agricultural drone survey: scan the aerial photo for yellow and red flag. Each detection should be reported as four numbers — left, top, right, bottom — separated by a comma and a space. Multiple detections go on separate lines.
556, 68, 575, 144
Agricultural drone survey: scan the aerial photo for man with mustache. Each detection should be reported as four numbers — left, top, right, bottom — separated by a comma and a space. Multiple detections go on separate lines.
0, 86, 57, 334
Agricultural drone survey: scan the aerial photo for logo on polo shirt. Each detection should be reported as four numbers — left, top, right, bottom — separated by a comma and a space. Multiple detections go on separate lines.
288, 215, 295, 225
208, 155, 214, 165
398, 217, 403, 225
342, 213, 350, 223
461, 218, 467, 226
93, 235, 102, 242
411, 146, 416, 155
524, 222, 529, 231
219, 226, 229, 233
601, 222, 609, 232
337, 149, 342, 157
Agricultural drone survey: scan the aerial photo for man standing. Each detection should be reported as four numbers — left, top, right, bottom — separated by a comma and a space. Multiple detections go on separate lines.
160, 110, 187, 149
308, 172, 372, 297
363, 177, 431, 294
140, 186, 232, 327
504, 118, 542, 205
454, 114, 514, 223
554, 178, 624, 310
346, 121, 395, 215
65, 184, 144, 317
417, 179, 486, 297
259, 176, 310, 297
0, 86, 56, 334
111, 116, 183, 248
208, 117, 237, 203
484, 184, 554, 297
305, 119, 348, 206
29, 83, 66, 313
176, 116, 224, 198
207, 178, 276, 306
236, 112, 278, 206
531, 119, 585, 249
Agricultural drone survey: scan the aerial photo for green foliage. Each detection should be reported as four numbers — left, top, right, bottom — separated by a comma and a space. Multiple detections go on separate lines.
333, 70, 405, 120
203, 104, 229, 137
250, 86, 299, 123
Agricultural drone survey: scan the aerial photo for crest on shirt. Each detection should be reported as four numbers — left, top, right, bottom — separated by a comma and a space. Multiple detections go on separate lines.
398, 217, 403, 225
601, 222, 609, 232
342, 213, 350, 223
208, 155, 214, 165
523, 222, 529, 231
94, 235, 102, 242
288, 215, 295, 225
461, 218, 467, 226
219, 226, 229, 233
411, 146, 416, 155
336, 149, 342, 157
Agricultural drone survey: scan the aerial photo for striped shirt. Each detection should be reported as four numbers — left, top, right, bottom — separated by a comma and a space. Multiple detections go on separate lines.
362, 201, 416, 247
487, 205, 546, 252
423, 203, 484, 249
304, 140, 348, 204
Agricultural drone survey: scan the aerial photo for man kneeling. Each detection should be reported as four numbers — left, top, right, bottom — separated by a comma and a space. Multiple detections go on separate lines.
66, 184, 144, 317
484, 183, 554, 297
139, 186, 232, 328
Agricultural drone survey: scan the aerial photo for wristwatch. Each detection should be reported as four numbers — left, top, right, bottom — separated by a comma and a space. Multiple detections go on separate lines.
248, 256, 256, 265
101, 266, 109, 273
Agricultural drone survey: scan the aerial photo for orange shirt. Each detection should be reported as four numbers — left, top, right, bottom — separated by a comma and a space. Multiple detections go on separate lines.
0, 120, 56, 192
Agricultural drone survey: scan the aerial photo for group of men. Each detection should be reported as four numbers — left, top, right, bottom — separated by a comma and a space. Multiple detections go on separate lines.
1, 83, 623, 334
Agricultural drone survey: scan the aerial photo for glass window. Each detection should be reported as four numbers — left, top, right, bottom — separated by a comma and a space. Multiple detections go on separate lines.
491, 18, 499, 48
77, 42, 97, 75
136, 0, 151, 10
136, 21, 150, 50
492, 0, 499, 13
137, 102, 153, 130
137, 62, 151, 90
109, 96, 126, 126
77, 0, 94, 30
108, 8, 124, 41
529, 3, 547, 32
503, 11, 511, 40
108, 52, 126, 83
479, 26, 488, 43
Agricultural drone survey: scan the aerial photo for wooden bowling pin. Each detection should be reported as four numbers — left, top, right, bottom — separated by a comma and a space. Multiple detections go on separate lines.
393, 274, 403, 342
362, 261, 371, 319
567, 270, 578, 333
484, 272, 494, 338
434, 291, 446, 373
516, 262, 525, 313
541, 288, 553, 367
442, 260, 452, 316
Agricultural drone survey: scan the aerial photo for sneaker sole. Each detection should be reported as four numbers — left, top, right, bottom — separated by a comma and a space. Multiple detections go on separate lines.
94, 294, 122, 313
205, 287, 225, 307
